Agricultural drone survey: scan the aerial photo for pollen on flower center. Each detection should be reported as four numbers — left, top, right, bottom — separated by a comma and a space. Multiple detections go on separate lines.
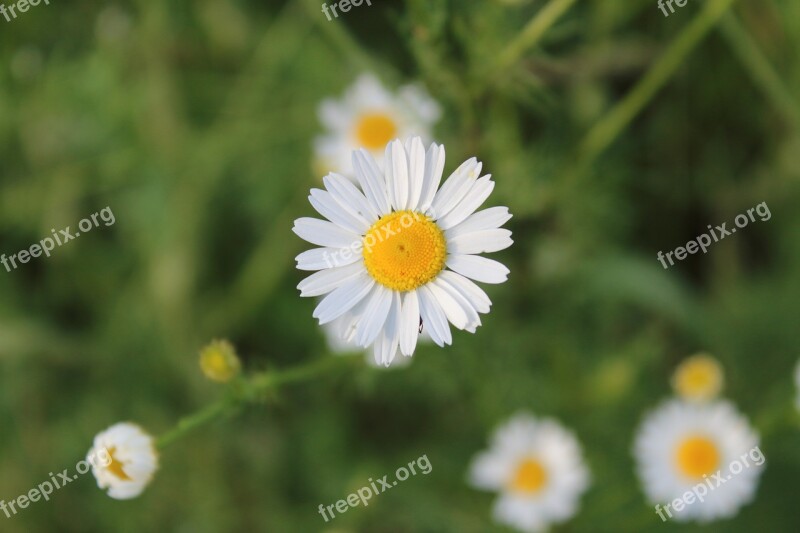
105, 446, 132, 481
675, 436, 720, 479
509, 458, 548, 494
355, 112, 398, 150
362, 210, 446, 292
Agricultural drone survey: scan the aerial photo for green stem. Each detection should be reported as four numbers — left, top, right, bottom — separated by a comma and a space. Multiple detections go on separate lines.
570, 0, 736, 179
719, 12, 800, 131
156, 355, 358, 450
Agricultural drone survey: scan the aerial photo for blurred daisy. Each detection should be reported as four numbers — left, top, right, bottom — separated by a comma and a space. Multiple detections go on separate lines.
294, 137, 512, 366
199, 339, 241, 383
314, 74, 441, 176
467, 413, 590, 533
634, 399, 764, 522
670, 353, 723, 403
88, 422, 159, 500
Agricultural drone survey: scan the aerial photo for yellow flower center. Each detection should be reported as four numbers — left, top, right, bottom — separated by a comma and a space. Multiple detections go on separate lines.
355, 112, 398, 150
509, 458, 548, 494
672, 355, 723, 401
362, 210, 446, 292
675, 436, 720, 479
106, 446, 132, 481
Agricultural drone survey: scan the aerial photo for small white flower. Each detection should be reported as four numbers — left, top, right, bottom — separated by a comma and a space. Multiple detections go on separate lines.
314, 74, 441, 176
467, 413, 590, 533
294, 137, 513, 366
88, 422, 159, 500
633, 399, 764, 522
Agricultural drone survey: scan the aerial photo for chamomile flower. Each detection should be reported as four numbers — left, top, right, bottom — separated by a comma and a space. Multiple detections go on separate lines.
671, 353, 723, 403
314, 74, 441, 176
467, 413, 590, 533
634, 399, 764, 522
88, 422, 159, 500
294, 137, 513, 366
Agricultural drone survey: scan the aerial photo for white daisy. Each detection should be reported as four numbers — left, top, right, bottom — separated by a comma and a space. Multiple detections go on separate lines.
634, 399, 764, 523
87, 422, 159, 500
467, 413, 590, 533
314, 74, 441, 176
294, 137, 513, 366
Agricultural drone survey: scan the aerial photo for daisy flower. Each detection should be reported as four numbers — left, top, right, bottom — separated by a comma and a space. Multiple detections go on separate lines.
199, 339, 241, 383
467, 413, 590, 533
670, 353, 723, 403
634, 399, 764, 523
314, 74, 441, 176
88, 422, 159, 500
294, 137, 513, 366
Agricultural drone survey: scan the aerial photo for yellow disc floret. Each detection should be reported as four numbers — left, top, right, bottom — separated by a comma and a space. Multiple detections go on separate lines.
509, 458, 548, 494
675, 435, 720, 479
671, 353, 723, 402
355, 112, 398, 150
362, 210, 446, 292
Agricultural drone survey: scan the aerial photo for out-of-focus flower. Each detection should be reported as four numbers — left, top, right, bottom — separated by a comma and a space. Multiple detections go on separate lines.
633, 399, 764, 522
294, 137, 512, 366
199, 339, 241, 382
671, 353, 723, 403
88, 422, 159, 500
467, 413, 590, 532
314, 74, 441, 176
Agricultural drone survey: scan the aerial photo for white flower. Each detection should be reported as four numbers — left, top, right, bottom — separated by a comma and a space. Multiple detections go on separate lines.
294, 137, 513, 366
314, 74, 441, 176
88, 422, 159, 500
634, 399, 764, 523
467, 413, 590, 533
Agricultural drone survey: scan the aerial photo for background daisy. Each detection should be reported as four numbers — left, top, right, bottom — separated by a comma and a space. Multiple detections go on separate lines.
670, 353, 724, 403
314, 73, 441, 176
633, 399, 764, 522
468, 413, 590, 532
88, 422, 159, 500
294, 137, 513, 366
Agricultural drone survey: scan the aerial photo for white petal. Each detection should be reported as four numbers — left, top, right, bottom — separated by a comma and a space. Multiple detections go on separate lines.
437, 176, 495, 230
431, 158, 482, 220
293, 217, 360, 249
353, 149, 390, 215
447, 229, 513, 255
399, 291, 420, 356
426, 280, 470, 330
418, 285, 452, 346
297, 261, 364, 297
446, 206, 513, 237
406, 137, 426, 211
381, 292, 402, 365
355, 285, 393, 347
416, 142, 445, 213
295, 247, 360, 271
446, 255, 510, 284
431, 277, 482, 331
323, 173, 379, 222
388, 140, 409, 211
313, 275, 375, 324
309, 189, 369, 234
438, 270, 492, 314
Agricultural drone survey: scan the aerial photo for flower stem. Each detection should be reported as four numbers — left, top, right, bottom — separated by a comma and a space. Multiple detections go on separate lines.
156, 355, 359, 450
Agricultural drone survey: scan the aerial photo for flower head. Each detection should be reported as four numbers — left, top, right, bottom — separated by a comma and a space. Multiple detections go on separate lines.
633, 399, 764, 522
671, 353, 723, 402
88, 422, 159, 500
294, 137, 513, 366
467, 413, 590, 532
314, 74, 441, 176
199, 339, 241, 383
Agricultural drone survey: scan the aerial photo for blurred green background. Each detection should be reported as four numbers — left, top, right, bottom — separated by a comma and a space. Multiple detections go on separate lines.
2, 0, 800, 531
